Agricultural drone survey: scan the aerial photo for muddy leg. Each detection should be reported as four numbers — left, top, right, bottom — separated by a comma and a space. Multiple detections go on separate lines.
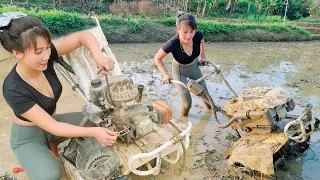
190, 59, 211, 110
175, 77, 192, 117
172, 60, 193, 117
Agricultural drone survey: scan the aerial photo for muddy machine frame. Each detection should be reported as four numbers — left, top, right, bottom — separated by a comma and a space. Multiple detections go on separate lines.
170, 61, 318, 176
55, 16, 191, 179
54, 15, 318, 178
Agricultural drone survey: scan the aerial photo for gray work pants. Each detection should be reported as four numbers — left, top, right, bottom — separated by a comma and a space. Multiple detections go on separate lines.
10, 112, 83, 180
172, 58, 210, 115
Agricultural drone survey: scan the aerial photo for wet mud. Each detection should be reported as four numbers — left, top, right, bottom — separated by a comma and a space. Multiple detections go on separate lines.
0, 41, 319, 180
110, 41, 320, 180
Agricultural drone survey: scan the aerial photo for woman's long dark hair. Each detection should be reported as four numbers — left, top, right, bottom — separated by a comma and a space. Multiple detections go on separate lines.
176, 13, 197, 30
0, 16, 51, 53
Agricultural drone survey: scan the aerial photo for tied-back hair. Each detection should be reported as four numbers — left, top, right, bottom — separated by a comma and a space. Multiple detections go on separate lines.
0, 16, 51, 53
176, 12, 197, 30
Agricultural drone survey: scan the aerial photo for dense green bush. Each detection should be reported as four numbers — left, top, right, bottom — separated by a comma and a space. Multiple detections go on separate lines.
197, 20, 309, 36
295, 17, 320, 23
0, 4, 28, 14
157, 17, 176, 26
217, 0, 227, 7
0, 5, 95, 37
34, 10, 95, 36
286, 0, 310, 20
0, 4, 310, 43
2, 0, 318, 22
1, 0, 111, 14
236, 0, 249, 14
240, 15, 283, 22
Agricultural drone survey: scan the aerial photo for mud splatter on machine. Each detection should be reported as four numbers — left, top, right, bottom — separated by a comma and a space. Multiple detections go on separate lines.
55, 16, 191, 180
171, 61, 318, 176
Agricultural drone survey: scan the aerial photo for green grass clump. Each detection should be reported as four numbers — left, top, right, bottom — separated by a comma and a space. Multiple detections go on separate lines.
0, 5, 95, 38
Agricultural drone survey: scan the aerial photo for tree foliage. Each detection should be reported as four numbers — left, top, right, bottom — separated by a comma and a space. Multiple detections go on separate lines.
1, 0, 319, 19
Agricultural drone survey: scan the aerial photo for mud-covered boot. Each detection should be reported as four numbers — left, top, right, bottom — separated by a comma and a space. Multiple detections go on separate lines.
203, 100, 211, 110
180, 108, 190, 117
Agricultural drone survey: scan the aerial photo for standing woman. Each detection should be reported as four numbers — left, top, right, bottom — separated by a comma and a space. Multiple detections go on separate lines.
154, 12, 211, 117
0, 12, 118, 179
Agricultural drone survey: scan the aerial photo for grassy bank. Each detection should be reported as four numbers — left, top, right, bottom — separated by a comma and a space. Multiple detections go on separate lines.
99, 16, 311, 43
0, 5, 311, 43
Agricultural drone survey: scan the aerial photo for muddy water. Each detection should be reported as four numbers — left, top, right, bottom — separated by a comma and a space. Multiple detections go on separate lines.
0, 41, 319, 180
109, 41, 320, 180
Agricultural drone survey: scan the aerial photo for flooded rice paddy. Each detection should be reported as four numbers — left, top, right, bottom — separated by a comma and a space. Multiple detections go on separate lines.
110, 41, 320, 180
0, 41, 319, 180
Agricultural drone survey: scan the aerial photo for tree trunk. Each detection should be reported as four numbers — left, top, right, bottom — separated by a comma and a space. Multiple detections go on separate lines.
201, 0, 207, 17
196, 0, 201, 17
226, 0, 231, 11
182, 0, 185, 11
58, 0, 62, 9
255, 0, 261, 15
232, 0, 238, 12
283, 0, 289, 27
184, 0, 189, 11
212, 0, 217, 8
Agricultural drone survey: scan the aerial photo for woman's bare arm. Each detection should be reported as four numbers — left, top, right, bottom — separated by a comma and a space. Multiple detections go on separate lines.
53, 30, 114, 73
21, 105, 117, 146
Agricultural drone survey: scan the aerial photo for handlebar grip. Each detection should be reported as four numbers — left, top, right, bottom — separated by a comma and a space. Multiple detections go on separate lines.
198, 60, 208, 66
161, 78, 172, 84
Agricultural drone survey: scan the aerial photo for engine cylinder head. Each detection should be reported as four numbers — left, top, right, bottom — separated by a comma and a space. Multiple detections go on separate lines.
107, 75, 139, 107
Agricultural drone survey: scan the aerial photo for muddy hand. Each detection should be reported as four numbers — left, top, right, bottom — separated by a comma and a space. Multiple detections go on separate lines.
162, 74, 171, 84
198, 60, 208, 66
96, 57, 115, 75
94, 127, 118, 147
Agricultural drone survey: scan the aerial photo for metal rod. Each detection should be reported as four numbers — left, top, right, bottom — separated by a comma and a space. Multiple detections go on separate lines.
97, 67, 114, 105
54, 62, 90, 104
283, 0, 289, 28
218, 73, 237, 99
198, 61, 237, 98
97, 67, 104, 75
105, 74, 114, 105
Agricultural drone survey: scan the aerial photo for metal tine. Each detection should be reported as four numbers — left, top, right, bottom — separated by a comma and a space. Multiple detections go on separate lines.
120, 130, 132, 137
117, 128, 133, 137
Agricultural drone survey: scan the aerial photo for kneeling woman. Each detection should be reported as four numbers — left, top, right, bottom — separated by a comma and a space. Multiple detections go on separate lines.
1, 12, 118, 179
